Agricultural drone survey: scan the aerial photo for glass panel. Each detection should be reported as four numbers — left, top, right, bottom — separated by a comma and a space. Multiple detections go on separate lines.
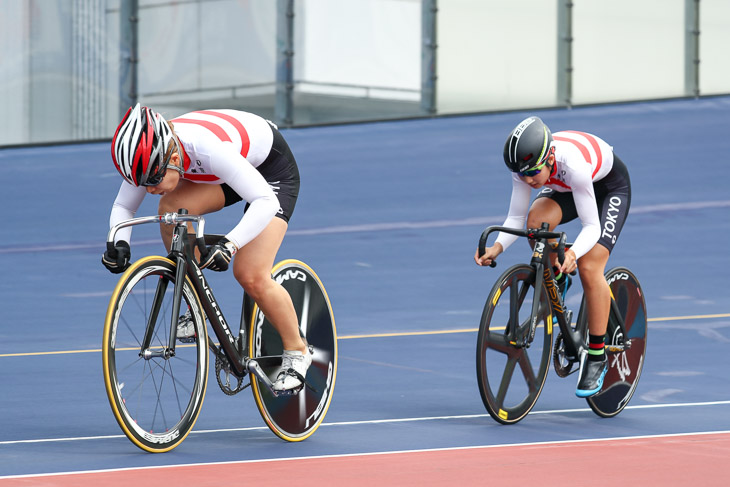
699, 0, 730, 95
137, 0, 277, 120
437, 0, 558, 115
572, 0, 684, 104
0, 1, 31, 145
291, 0, 421, 124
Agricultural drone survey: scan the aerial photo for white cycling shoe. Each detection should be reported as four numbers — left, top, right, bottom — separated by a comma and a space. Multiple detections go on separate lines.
176, 309, 196, 343
273, 349, 312, 391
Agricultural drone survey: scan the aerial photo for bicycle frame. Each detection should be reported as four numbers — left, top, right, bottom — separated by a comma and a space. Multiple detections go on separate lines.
107, 210, 282, 392
479, 222, 630, 361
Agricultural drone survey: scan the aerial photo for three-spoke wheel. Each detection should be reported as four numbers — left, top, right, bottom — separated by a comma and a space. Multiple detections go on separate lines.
476, 264, 553, 424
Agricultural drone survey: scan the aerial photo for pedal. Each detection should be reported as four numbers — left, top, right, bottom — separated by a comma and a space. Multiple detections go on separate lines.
272, 369, 318, 396
271, 384, 303, 397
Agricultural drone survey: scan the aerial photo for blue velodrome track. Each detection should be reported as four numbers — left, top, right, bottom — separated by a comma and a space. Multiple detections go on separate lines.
1, 97, 729, 478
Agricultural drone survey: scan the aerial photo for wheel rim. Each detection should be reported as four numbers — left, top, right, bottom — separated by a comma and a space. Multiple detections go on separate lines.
477, 265, 553, 423
103, 258, 208, 451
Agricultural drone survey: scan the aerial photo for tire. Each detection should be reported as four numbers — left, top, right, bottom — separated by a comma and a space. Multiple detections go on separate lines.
587, 267, 647, 417
476, 264, 554, 424
102, 256, 209, 452
249, 259, 337, 441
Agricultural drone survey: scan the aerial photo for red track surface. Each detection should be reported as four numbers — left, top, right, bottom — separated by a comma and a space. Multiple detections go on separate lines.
4, 432, 729, 486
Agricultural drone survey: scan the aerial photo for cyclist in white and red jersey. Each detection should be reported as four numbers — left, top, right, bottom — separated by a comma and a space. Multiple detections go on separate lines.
101, 104, 310, 392
475, 116, 631, 397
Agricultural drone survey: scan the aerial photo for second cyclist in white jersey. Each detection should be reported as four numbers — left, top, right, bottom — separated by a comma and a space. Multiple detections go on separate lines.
102, 104, 310, 392
475, 116, 631, 397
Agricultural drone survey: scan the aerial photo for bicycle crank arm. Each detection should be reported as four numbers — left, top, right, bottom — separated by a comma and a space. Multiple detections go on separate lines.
508, 338, 529, 348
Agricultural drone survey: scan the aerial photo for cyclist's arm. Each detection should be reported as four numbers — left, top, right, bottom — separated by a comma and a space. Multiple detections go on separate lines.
494, 174, 531, 252
208, 142, 279, 249
109, 182, 146, 244
566, 166, 601, 259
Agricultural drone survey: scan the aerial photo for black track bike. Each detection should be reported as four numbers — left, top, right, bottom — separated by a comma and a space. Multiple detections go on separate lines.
102, 210, 337, 452
476, 223, 646, 424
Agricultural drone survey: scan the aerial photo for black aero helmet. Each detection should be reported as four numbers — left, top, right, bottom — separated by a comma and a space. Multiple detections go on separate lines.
503, 116, 553, 173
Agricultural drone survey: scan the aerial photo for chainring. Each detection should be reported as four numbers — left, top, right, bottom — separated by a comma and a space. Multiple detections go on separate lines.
552, 331, 578, 378
215, 351, 248, 395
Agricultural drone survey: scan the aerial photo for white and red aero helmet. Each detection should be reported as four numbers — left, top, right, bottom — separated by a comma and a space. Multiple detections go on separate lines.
111, 104, 177, 186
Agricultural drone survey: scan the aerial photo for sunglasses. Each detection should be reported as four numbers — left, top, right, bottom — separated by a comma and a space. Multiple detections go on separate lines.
519, 146, 554, 177
140, 139, 179, 187
140, 159, 170, 187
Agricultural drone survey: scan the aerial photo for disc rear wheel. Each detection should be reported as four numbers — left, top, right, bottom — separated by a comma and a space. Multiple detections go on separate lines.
586, 267, 647, 417
249, 260, 337, 441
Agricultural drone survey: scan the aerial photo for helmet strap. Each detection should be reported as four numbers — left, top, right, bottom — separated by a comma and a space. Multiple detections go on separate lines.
162, 134, 185, 177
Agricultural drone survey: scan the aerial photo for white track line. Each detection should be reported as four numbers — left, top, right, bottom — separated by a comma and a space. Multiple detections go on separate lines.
1, 400, 729, 446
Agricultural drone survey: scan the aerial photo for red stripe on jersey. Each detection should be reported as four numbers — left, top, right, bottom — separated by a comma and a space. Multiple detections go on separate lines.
184, 173, 220, 182
554, 131, 603, 178
180, 145, 191, 172
546, 162, 570, 189
193, 110, 251, 158
179, 144, 220, 182
547, 177, 570, 189
174, 117, 232, 145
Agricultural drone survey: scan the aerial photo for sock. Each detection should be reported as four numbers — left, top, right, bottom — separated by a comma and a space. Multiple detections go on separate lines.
588, 334, 605, 362
552, 266, 564, 281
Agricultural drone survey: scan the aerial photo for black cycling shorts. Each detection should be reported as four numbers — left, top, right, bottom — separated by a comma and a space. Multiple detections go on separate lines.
535, 154, 631, 253
220, 126, 300, 223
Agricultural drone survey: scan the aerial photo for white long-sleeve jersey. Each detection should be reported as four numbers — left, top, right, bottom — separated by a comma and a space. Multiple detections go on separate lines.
110, 109, 280, 249
495, 130, 614, 259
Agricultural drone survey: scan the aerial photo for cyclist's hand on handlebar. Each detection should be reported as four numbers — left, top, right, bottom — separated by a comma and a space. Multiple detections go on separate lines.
557, 248, 577, 275
200, 237, 237, 272
475, 244, 502, 267
102, 240, 131, 274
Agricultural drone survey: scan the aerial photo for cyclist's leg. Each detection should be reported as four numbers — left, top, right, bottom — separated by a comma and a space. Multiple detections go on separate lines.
575, 245, 611, 396
157, 180, 226, 251
234, 131, 303, 357
526, 196, 562, 233
527, 194, 565, 269
581, 154, 631, 337
577, 245, 611, 337
232, 217, 306, 354
575, 182, 629, 396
